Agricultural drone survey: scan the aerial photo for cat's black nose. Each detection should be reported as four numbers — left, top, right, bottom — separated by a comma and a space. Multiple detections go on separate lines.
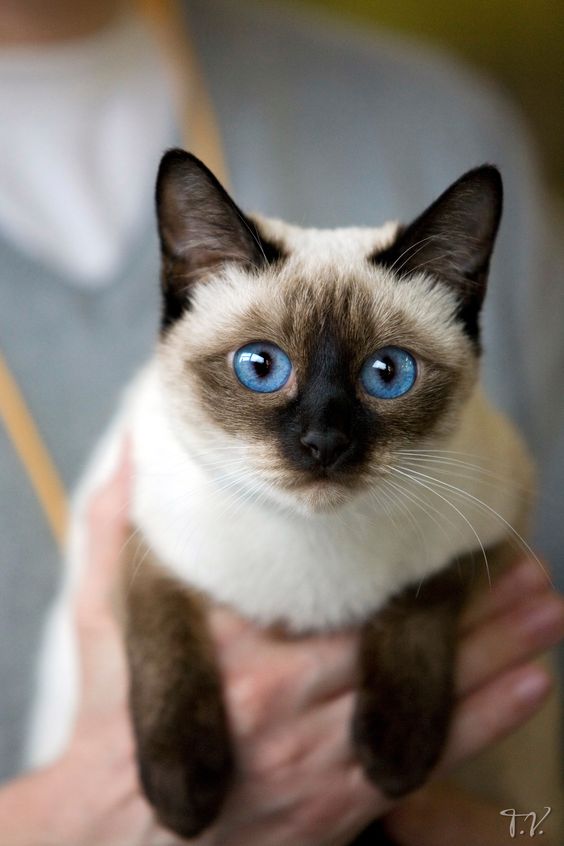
300, 429, 351, 467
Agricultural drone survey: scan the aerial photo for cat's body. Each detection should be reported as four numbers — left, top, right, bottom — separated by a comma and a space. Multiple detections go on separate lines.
27, 153, 560, 839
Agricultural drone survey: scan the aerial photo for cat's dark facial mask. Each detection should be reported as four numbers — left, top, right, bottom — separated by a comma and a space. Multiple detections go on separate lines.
156, 152, 502, 512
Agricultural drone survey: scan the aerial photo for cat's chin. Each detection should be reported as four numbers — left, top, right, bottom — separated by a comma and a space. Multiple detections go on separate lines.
267, 479, 360, 516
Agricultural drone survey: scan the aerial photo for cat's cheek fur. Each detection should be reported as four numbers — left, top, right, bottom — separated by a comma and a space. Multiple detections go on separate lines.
156, 260, 479, 515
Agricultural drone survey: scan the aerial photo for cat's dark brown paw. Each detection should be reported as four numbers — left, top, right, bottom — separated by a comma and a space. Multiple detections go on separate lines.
352, 687, 448, 798
122, 544, 235, 838
138, 714, 234, 838
352, 568, 465, 799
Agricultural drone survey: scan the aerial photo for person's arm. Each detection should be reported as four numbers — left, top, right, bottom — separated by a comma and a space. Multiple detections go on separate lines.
0, 455, 561, 846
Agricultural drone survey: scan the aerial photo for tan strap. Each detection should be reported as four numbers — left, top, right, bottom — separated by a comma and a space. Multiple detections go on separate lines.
139, 0, 231, 187
0, 353, 68, 548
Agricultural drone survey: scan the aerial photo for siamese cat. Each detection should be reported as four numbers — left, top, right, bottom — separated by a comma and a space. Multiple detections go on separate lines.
28, 151, 560, 840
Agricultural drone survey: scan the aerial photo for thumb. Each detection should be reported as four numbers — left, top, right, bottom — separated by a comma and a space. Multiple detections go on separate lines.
73, 439, 132, 715
75, 439, 132, 623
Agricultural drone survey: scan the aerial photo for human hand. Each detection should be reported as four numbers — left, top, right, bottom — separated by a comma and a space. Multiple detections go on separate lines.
1, 447, 561, 846
0, 446, 179, 846
378, 555, 563, 846
198, 554, 563, 846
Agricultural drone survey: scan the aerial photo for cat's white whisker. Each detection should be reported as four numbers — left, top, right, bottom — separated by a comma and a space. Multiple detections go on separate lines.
394, 464, 552, 586
379, 479, 431, 568
367, 484, 403, 537
126, 536, 156, 593
394, 455, 532, 499
397, 452, 506, 476
233, 208, 269, 265
395, 449, 541, 498
384, 234, 439, 274
392, 238, 440, 277
386, 464, 492, 587
383, 476, 460, 547
397, 448, 514, 465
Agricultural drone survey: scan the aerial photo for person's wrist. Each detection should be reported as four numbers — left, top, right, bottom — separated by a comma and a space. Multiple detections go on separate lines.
0, 763, 67, 846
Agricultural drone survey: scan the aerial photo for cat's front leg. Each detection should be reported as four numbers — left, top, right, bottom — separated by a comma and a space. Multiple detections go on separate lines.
121, 538, 233, 839
352, 565, 465, 798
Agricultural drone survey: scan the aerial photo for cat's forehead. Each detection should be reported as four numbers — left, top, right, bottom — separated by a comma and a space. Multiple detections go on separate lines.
173, 216, 466, 366
255, 215, 400, 268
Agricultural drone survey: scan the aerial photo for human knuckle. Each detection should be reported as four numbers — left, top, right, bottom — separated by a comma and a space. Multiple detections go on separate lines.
290, 646, 321, 682
293, 792, 350, 842
229, 681, 269, 735
252, 731, 306, 777
229, 669, 287, 732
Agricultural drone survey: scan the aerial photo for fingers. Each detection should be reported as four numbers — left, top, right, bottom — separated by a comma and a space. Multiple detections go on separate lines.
217, 614, 359, 714
444, 553, 563, 771
460, 555, 550, 632
283, 631, 359, 706
456, 590, 564, 696
237, 693, 356, 777
209, 606, 255, 651
334, 661, 553, 838
441, 662, 552, 770
74, 438, 132, 715
75, 438, 132, 623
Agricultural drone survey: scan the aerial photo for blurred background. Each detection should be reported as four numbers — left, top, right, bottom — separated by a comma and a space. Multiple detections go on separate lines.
297, 0, 564, 194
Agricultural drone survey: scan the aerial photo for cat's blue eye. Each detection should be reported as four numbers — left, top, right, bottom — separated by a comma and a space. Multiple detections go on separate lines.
233, 342, 292, 393
361, 346, 417, 399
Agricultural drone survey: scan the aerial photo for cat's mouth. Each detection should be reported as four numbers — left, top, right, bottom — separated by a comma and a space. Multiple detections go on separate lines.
290, 478, 364, 513
262, 464, 375, 514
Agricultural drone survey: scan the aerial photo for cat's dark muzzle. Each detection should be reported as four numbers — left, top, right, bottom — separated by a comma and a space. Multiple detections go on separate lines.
298, 442, 368, 486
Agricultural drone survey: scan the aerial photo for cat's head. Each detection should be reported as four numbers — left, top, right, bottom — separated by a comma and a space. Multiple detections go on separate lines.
155, 150, 502, 513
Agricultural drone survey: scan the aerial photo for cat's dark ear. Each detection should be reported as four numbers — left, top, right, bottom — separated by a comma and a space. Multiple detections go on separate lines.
372, 166, 503, 341
156, 149, 282, 330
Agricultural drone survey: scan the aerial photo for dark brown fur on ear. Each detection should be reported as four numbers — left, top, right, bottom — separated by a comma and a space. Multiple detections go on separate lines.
372, 166, 503, 343
122, 536, 233, 838
156, 149, 283, 330
352, 564, 467, 797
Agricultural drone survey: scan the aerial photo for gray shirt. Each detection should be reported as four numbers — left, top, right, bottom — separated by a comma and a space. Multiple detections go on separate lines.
1, 0, 562, 780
